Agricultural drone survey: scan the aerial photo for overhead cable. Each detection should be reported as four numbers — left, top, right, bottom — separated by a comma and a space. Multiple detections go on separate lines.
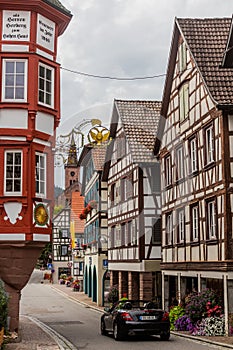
61, 66, 166, 81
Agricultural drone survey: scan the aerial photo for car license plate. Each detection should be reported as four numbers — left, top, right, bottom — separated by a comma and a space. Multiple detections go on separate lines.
139, 315, 157, 320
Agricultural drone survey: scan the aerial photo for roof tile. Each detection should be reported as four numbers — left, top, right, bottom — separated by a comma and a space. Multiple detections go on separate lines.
177, 17, 233, 105
115, 100, 162, 162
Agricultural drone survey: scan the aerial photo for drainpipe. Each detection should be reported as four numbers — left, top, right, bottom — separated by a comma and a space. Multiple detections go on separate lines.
177, 273, 181, 304
198, 273, 201, 293
162, 272, 165, 310
224, 274, 229, 336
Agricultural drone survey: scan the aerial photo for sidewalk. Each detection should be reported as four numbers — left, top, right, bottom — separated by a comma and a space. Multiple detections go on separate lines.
4, 283, 233, 349
4, 315, 60, 350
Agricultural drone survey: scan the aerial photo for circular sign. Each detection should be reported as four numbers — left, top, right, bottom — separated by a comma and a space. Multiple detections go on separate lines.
34, 204, 49, 226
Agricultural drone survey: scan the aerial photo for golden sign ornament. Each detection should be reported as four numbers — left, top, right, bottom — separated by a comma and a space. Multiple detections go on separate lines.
88, 119, 111, 146
34, 203, 49, 226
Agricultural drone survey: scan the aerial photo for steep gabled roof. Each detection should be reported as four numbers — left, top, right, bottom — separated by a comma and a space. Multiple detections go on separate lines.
71, 191, 85, 234
78, 143, 108, 171
43, 0, 71, 16
91, 145, 108, 171
78, 143, 108, 195
161, 17, 233, 117
114, 99, 161, 163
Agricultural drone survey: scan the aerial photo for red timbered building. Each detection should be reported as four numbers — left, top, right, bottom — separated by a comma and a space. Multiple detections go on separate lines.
156, 17, 233, 332
103, 99, 162, 303
0, 0, 71, 331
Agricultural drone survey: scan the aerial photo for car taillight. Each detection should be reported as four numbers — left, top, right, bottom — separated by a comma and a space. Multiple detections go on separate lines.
121, 312, 133, 321
162, 312, 169, 321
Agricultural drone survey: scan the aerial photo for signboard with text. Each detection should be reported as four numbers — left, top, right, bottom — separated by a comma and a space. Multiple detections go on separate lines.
37, 14, 55, 52
2, 11, 30, 41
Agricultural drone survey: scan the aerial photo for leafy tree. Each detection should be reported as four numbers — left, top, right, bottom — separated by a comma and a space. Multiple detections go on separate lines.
37, 242, 52, 268
53, 205, 63, 216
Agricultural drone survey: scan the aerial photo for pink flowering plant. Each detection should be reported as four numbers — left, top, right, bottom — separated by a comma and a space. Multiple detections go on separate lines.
173, 289, 224, 336
185, 289, 222, 324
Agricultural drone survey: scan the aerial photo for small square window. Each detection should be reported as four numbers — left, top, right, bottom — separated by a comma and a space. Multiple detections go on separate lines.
2, 59, 27, 102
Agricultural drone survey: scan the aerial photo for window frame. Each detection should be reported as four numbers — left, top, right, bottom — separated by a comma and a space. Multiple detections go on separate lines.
38, 62, 54, 108
177, 208, 185, 243
179, 82, 189, 122
205, 124, 215, 165
4, 150, 23, 196
60, 245, 69, 256
2, 59, 28, 102
176, 146, 185, 181
115, 225, 121, 247
178, 41, 187, 73
166, 212, 173, 245
191, 204, 199, 242
152, 217, 162, 245
189, 136, 198, 174
206, 199, 217, 240
35, 152, 46, 198
164, 155, 172, 187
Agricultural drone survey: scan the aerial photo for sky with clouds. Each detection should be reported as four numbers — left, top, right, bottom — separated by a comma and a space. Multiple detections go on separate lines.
55, 0, 233, 187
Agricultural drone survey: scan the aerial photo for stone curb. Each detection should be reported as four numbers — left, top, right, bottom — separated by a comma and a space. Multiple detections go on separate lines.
171, 331, 233, 349
25, 316, 78, 350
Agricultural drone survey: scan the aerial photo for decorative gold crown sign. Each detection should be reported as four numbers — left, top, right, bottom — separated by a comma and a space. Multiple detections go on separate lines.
88, 119, 111, 146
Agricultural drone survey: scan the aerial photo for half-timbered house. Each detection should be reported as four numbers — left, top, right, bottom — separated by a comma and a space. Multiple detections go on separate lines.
157, 17, 233, 331
102, 99, 162, 303
79, 143, 109, 306
52, 138, 85, 284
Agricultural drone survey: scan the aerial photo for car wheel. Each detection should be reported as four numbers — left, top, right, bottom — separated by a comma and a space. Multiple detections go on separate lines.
100, 319, 108, 336
113, 322, 124, 341
160, 332, 170, 341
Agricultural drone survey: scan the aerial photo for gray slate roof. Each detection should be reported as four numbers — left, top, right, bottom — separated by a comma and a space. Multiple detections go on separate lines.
115, 100, 162, 163
43, 0, 71, 15
177, 17, 233, 106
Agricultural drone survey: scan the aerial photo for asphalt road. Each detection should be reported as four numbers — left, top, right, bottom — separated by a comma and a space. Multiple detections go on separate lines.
20, 270, 225, 350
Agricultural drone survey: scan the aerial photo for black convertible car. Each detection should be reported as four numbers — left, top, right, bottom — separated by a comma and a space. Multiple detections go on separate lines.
100, 300, 170, 341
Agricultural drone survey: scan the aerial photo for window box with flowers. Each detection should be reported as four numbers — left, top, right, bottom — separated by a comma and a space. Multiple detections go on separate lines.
79, 200, 97, 220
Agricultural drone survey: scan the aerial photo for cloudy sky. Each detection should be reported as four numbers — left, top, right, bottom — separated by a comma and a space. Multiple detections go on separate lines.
55, 0, 233, 187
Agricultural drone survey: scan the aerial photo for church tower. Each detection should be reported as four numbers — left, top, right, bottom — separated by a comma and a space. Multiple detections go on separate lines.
65, 133, 80, 189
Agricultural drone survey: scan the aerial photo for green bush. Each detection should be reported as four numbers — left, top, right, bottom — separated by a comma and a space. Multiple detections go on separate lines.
169, 305, 185, 330
0, 280, 9, 330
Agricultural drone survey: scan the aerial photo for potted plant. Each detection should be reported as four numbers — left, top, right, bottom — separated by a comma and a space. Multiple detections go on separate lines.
72, 279, 80, 292
59, 274, 67, 284
65, 276, 73, 287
